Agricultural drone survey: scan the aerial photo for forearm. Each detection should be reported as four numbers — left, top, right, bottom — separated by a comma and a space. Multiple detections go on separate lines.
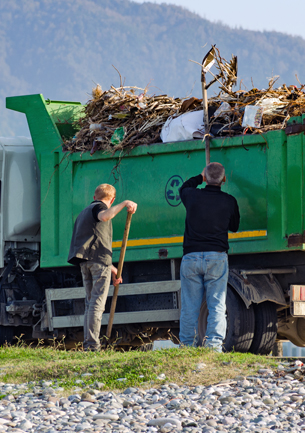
180, 174, 203, 200
180, 174, 203, 191
98, 201, 127, 222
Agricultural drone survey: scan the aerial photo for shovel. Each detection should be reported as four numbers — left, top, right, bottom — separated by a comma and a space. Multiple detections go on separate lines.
106, 212, 132, 340
201, 69, 210, 165
201, 46, 216, 166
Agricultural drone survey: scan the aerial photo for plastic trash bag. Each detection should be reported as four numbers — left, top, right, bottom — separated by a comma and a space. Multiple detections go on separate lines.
111, 127, 125, 145
89, 123, 102, 131
259, 98, 286, 115
213, 101, 231, 118
242, 106, 263, 128
161, 111, 205, 142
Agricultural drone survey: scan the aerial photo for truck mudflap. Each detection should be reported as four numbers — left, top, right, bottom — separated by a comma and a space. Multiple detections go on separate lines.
228, 270, 287, 308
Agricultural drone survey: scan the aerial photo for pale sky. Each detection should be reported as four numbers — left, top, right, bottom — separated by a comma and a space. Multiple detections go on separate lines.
133, 0, 305, 40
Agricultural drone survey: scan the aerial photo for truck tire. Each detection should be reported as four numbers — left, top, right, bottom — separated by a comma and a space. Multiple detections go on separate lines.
198, 285, 255, 352
249, 301, 277, 355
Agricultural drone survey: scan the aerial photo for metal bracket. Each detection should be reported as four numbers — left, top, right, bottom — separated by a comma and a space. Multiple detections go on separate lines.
6, 300, 36, 317
172, 292, 178, 309
285, 121, 305, 135
240, 268, 296, 279
287, 233, 305, 248
171, 259, 176, 280
16, 259, 39, 273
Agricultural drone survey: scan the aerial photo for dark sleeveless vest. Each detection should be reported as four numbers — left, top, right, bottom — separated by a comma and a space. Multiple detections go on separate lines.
68, 202, 112, 266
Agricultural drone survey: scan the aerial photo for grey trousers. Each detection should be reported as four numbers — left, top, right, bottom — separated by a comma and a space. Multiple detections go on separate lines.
80, 260, 112, 350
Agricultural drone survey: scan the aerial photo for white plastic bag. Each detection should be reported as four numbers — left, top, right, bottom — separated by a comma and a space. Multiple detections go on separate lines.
259, 98, 286, 115
214, 102, 231, 118
242, 106, 263, 128
161, 111, 205, 142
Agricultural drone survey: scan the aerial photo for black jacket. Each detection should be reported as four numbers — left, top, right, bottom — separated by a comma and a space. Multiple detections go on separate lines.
180, 174, 240, 255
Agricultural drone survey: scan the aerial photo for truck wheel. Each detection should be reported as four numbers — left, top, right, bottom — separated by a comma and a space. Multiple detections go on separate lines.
249, 302, 277, 355
0, 326, 14, 346
198, 285, 255, 352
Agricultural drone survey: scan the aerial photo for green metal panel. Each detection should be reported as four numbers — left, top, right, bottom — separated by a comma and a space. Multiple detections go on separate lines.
6, 94, 84, 169
6, 94, 305, 268
287, 128, 303, 234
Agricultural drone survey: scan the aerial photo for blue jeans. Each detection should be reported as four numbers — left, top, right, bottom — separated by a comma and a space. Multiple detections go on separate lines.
179, 251, 228, 351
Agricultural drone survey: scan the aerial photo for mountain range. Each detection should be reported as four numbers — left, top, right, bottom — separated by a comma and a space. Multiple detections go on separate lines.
1, 0, 305, 136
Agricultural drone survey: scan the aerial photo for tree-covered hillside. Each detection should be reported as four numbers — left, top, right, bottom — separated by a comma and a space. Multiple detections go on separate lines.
1, 0, 305, 136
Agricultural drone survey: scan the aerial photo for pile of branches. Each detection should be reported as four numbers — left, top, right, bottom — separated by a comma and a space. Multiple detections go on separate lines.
195, 46, 305, 136
64, 46, 305, 154
63, 85, 201, 154
208, 77, 305, 136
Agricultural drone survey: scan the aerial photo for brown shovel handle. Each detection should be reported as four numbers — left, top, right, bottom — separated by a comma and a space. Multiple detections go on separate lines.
106, 212, 132, 339
201, 71, 210, 166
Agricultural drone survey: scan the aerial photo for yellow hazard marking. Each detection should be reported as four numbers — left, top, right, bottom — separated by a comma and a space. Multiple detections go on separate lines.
112, 230, 267, 248
229, 230, 267, 239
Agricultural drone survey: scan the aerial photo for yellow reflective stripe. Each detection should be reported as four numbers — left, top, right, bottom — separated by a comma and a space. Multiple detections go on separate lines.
229, 230, 267, 239
112, 230, 267, 248
112, 236, 183, 248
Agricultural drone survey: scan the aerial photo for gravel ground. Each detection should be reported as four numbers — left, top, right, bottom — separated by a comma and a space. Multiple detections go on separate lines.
0, 361, 305, 432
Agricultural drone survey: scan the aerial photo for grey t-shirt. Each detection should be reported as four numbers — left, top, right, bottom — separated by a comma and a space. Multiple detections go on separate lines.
68, 201, 113, 266
92, 201, 107, 221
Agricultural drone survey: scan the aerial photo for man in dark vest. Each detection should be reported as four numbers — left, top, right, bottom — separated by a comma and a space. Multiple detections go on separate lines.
68, 184, 137, 351
179, 162, 240, 352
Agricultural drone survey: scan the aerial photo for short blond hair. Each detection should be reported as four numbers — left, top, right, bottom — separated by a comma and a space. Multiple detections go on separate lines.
94, 184, 116, 200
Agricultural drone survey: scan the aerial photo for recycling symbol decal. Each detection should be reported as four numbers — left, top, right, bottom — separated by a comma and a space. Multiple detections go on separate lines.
165, 175, 183, 207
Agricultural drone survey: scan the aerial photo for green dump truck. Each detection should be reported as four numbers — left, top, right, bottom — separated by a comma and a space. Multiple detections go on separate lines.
2, 93, 305, 353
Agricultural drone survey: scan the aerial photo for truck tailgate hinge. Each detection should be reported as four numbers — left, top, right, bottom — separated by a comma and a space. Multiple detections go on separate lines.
285, 120, 305, 135
287, 232, 305, 248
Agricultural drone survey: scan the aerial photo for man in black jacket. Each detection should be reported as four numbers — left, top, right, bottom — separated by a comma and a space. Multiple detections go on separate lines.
68, 184, 137, 351
179, 162, 240, 351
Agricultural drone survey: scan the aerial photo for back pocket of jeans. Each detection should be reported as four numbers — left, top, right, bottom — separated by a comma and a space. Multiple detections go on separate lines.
181, 255, 198, 277
205, 257, 227, 278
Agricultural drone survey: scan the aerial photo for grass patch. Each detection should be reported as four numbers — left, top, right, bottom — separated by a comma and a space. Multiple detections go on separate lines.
0, 342, 279, 395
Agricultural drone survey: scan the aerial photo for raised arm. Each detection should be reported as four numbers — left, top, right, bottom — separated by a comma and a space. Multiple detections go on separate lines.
180, 174, 203, 203
98, 200, 137, 222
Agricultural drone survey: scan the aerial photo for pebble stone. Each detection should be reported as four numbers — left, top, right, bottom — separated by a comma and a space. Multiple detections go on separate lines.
1, 361, 305, 432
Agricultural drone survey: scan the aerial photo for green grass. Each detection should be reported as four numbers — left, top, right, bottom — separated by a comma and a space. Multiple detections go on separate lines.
0, 341, 279, 396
